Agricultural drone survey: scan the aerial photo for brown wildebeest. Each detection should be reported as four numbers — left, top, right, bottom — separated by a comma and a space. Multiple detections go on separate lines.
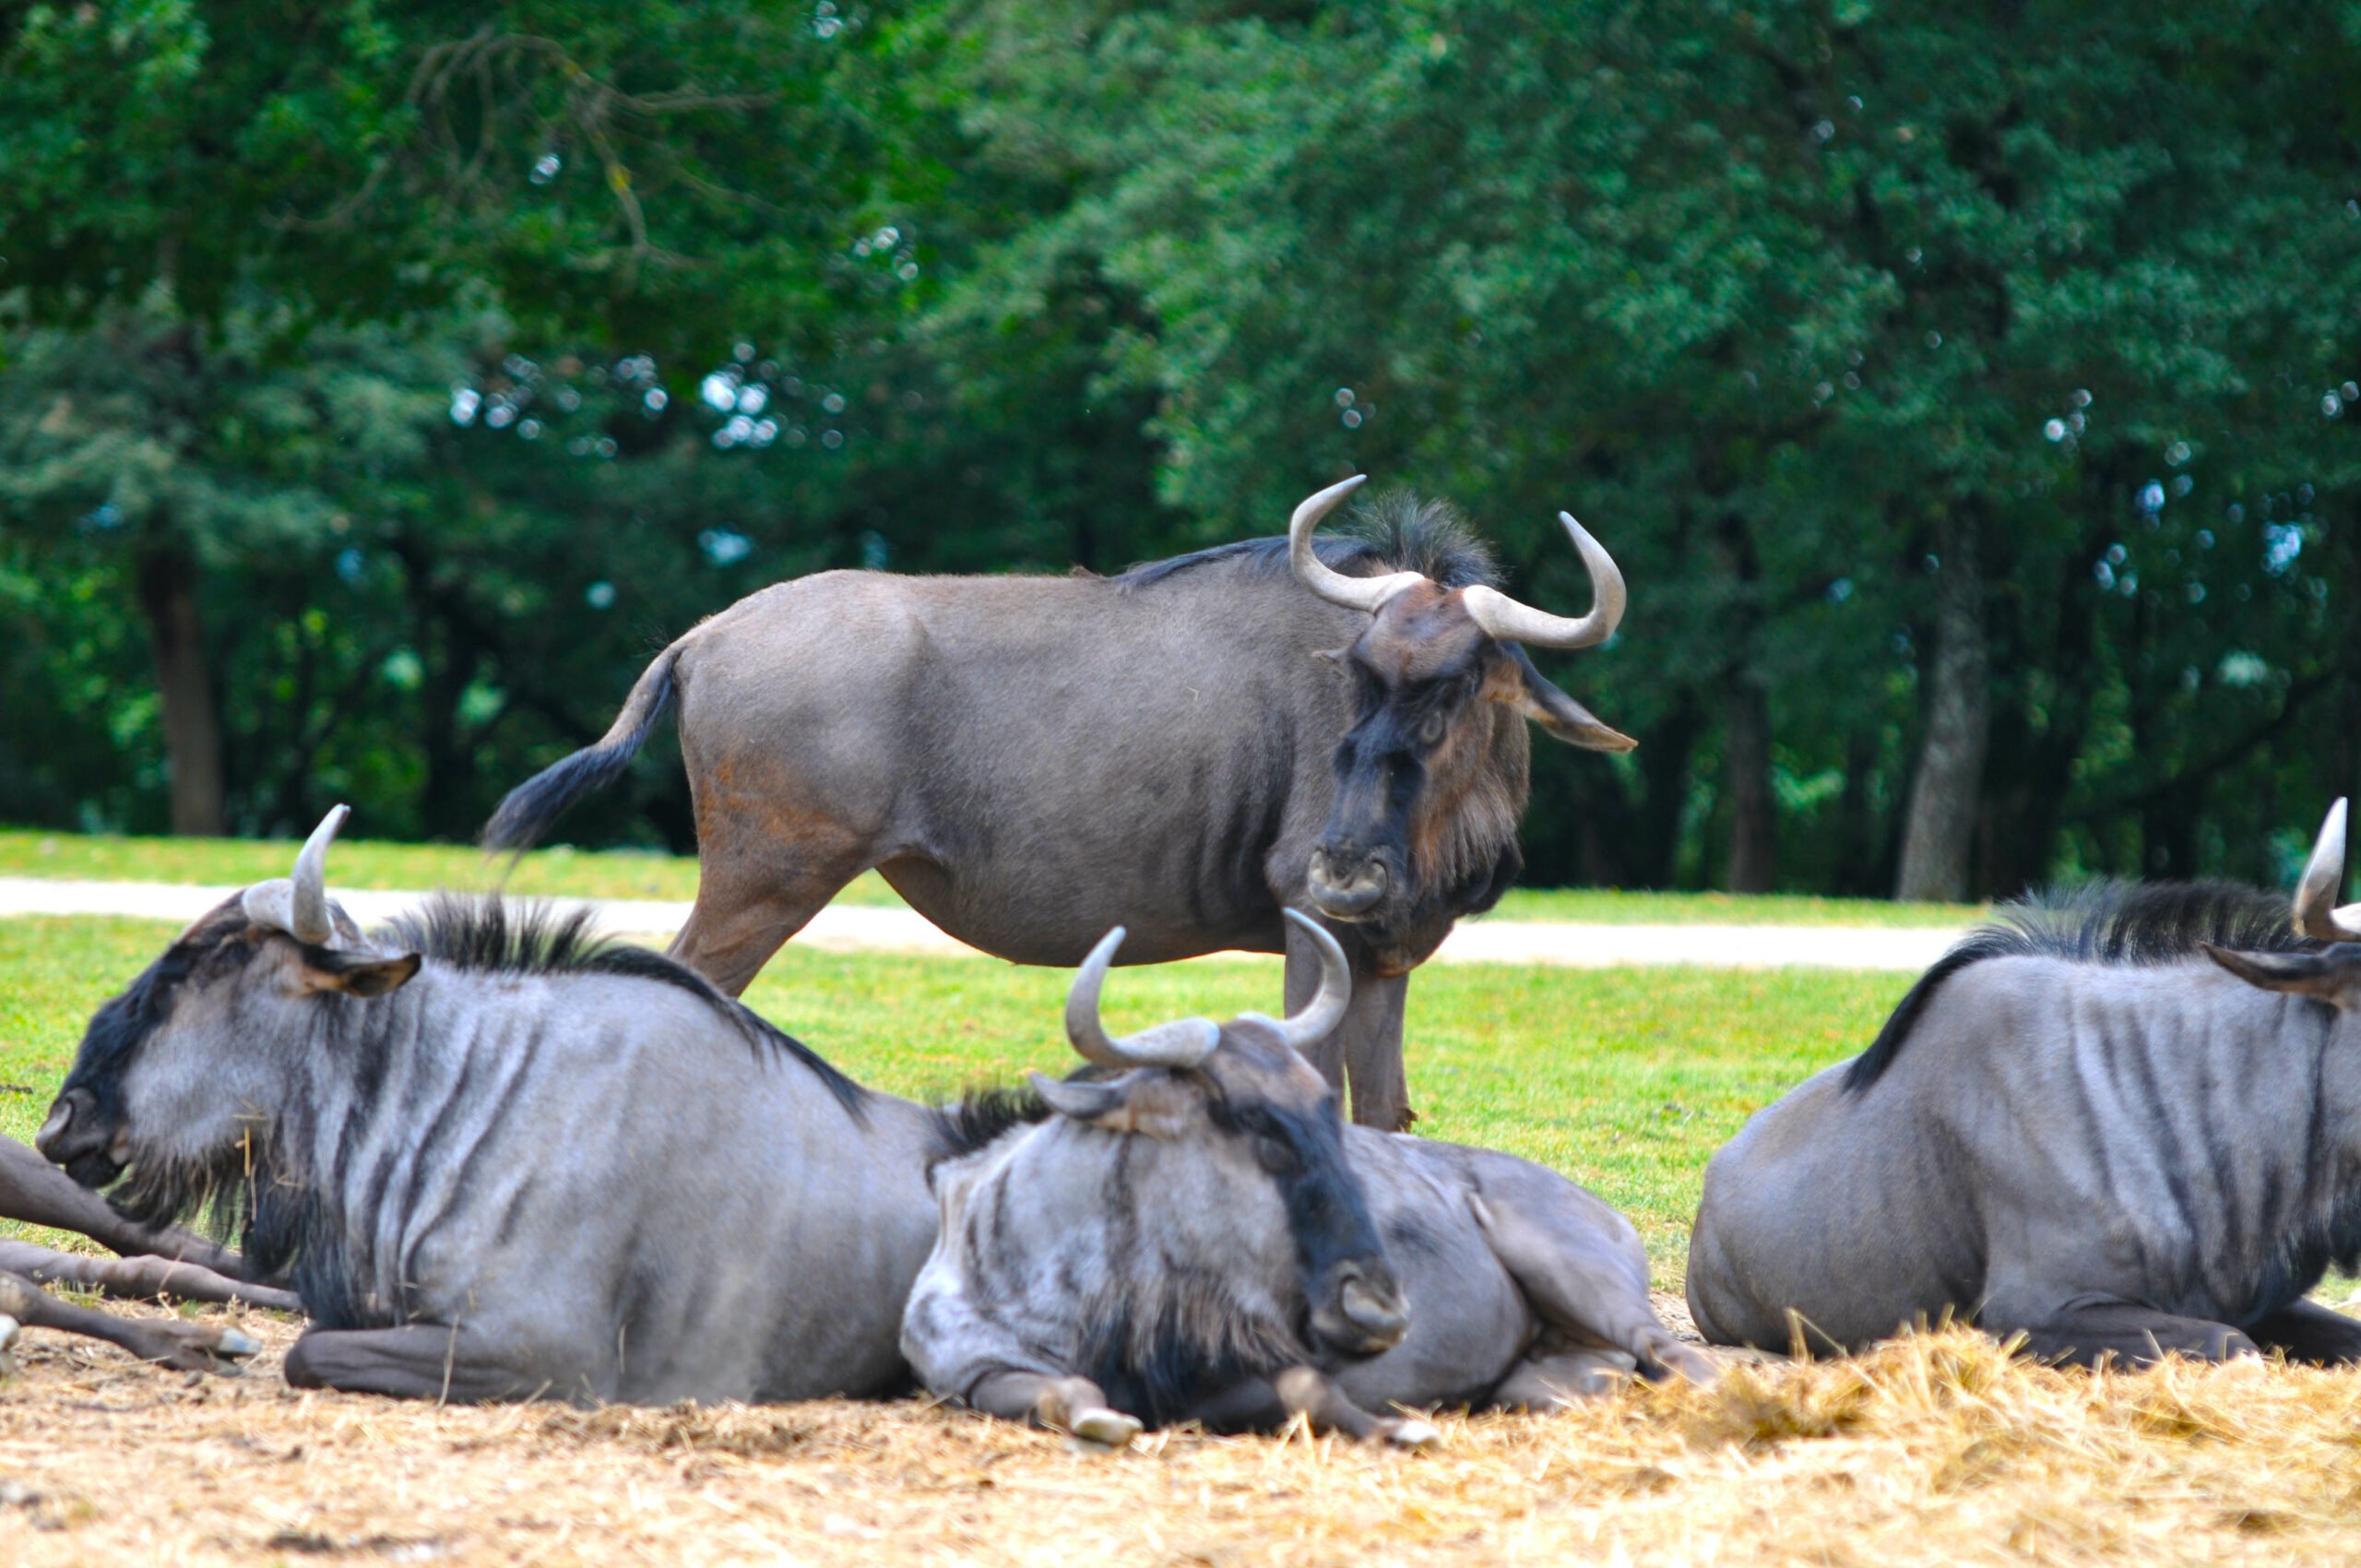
483, 477, 1631, 1129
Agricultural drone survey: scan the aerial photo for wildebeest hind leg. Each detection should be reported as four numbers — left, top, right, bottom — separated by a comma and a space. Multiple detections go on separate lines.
1271, 1365, 1439, 1446
1492, 1345, 1641, 1408
668, 835, 873, 996
0, 1270, 259, 1372
965, 1369, 1143, 1447
1471, 1187, 1718, 1385
2241, 1299, 2361, 1365
1997, 1297, 2259, 1368
282, 1324, 564, 1403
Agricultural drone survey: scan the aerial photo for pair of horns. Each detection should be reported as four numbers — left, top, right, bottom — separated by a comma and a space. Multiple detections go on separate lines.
1065, 910, 1350, 1070
2295, 799, 2361, 942
241, 804, 349, 944
1287, 474, 1628, 649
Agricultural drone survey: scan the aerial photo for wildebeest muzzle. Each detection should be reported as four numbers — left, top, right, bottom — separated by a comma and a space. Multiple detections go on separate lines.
36, 1087, 127, 1189
1310, 1258, 1409, 1357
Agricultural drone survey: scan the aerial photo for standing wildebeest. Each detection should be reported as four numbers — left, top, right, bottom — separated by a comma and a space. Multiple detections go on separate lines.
1687, 801, 2361, 1368
901, 912, 1714, 1446
482, 476, 1633, 1130
34, 806, 949, 1403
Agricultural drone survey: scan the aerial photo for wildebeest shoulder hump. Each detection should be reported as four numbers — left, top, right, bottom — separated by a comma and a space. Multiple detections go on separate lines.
1845, 880, 2320, 1093
1109, 490, 1501, 598
377, 895, 868, 1114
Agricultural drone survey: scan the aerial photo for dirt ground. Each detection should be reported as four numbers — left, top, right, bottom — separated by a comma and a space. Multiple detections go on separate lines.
5, 1301, 2361, 1568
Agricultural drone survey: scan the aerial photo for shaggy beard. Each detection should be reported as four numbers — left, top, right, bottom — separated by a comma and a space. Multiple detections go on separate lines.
105, 1136, 277, 1263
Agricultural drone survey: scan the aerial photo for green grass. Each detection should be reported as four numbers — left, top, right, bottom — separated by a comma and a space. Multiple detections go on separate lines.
0, 914, 1909, 1284
1485, 886, 1979, 927
0, 826, 1978, 928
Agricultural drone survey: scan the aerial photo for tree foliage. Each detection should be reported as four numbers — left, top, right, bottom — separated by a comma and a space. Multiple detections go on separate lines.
2, 1, 2355, 897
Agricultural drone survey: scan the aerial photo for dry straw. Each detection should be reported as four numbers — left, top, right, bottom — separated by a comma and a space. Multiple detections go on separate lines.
2, 1303, 2359, 1566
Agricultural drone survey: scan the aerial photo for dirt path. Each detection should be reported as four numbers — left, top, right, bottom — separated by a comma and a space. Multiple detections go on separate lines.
0, 876, 1965, 969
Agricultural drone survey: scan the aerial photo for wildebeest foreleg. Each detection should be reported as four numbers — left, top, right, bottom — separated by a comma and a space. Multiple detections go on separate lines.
0, 1134, 259, 1281
1997, 1296, 2260, 1368
0, 1241, 301, 1313
281, 1323, 563, 1403
964, 1368, 1144, 1447
1284, 930, 1413, 1130
2240, 1300, 2361, 1366
1471, 1187, 1718, 1386
0, 1270, 259, 1372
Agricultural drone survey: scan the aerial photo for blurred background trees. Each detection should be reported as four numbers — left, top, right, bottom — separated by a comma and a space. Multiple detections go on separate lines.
2, 0, 2355, 899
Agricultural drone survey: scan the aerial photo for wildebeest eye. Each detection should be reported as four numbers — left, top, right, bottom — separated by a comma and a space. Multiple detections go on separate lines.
1418, 712, 1448, 746
1253, 1135, 1298, 1175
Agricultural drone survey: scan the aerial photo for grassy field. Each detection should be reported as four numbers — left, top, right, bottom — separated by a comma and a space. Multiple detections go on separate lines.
8, 911, 2361, 1566
0, 826, 1981, 927
0, 914, 1908, 1277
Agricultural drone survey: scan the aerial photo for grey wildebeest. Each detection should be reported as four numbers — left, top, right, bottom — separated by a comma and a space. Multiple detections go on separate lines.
33, 806, 955, 1403
901, 912, 1714, 1446
1687, 800, 2361, 1368
481, 476, 1633, 1131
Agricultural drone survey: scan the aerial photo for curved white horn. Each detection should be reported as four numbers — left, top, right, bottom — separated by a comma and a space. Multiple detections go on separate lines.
1063, 927, 1222, 1070
241, 804, 349, 944
1461, 511, 1627, 649
1287, 474, 1427, 613
2294, 799, 2361, 942
1243, 909, 1352, 1054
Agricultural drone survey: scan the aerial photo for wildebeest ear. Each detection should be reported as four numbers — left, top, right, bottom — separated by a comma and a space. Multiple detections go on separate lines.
1488, 647, 1636, 753
294, 946, 423, 1000
2200, 943, 2361, 1007
1026, 1069, 1196, 1136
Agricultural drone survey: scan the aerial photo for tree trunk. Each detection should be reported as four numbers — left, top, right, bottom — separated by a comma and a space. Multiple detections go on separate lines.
1723, 676, 1777, 892
135, 545, 225, 837
1895, 509, 1990, 901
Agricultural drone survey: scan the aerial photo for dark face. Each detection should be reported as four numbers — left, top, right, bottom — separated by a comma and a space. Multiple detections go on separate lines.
34, 896, 417, 1229
35, 904, 256, 1194
1309, 584, 1633, 938
1198, 1032, 1406, 1358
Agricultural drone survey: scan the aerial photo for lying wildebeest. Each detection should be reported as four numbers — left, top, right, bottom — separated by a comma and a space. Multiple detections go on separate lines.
1687, 801, 2361, 1368
35, 806, 949, 1403
482, 477, 1633, 1131
901, 912, 1714, 1445
0, 1133, 291, 1372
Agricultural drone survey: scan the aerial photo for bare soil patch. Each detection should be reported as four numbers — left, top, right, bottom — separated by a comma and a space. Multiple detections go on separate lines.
5, 1304, 2361, 1566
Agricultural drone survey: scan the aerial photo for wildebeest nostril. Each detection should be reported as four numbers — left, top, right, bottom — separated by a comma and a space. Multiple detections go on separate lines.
34, 1088, 93, 1161
1336, 1271, 1409, 1348
1309, 852, 1389, 918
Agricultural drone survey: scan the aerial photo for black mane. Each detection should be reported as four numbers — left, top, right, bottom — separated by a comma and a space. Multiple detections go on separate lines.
924, 1082, 1054, 1170
1846, 880, 2320, 1092
378, 895, 866, 1115
1110, 490, 1501, 596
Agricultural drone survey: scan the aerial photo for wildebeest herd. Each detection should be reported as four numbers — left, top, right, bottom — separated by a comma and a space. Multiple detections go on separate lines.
7, 478, 2360, 1445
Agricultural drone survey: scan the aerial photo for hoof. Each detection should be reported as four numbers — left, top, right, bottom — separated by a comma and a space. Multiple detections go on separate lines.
1382, 1417, 1441, 1450
214, 1327, 262, 1359
1067, 1407, 1143, 1449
